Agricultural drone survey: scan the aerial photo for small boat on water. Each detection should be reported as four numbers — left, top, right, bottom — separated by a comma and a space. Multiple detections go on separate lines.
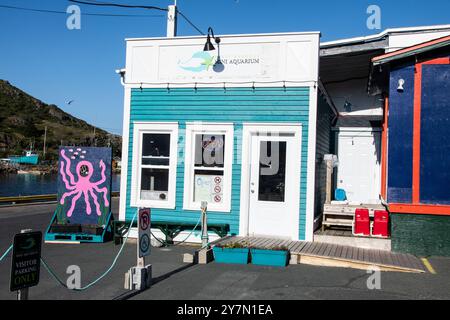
17, 169, 42, 175
8, 150, 39, 165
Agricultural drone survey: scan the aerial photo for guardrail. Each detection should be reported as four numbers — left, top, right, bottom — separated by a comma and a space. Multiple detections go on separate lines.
0, 191, 120, 205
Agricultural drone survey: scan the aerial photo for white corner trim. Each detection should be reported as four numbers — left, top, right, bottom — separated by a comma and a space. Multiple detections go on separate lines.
305, 84, 319, 242
119, 88, 131, 221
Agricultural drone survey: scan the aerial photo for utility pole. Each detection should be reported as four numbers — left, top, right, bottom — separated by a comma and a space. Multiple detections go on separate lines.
43, 126, 47, 160
167, 1, 177, 37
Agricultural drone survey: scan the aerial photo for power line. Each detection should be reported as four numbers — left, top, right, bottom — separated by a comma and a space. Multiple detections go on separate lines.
177, 9, 205, 35
68, 0, 206, 35
0, 4, 164, 17
68, 0, 168, 12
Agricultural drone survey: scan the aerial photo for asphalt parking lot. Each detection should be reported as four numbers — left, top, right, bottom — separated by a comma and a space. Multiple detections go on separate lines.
0, 200, 449, 300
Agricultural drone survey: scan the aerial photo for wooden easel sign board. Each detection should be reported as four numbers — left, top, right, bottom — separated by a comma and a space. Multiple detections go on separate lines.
10, 231, 42, 292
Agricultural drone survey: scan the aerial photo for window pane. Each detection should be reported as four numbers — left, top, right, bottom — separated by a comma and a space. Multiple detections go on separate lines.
194, 134, 225, 168
142, 134, 170, 166
258, 141, 287, 202
194, 170, 224, 204
140, 168, 169, 201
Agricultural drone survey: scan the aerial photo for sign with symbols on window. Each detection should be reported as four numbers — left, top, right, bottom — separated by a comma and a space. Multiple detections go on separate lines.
138, 208, 151, 258
194, 174, 223, 204
10, 231, 42, 292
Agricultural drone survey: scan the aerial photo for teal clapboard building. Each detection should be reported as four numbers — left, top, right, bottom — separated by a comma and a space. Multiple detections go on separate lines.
118, 32, 335, 242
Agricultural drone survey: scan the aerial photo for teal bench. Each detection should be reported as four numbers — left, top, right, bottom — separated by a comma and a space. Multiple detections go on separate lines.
113, 220, 229, 245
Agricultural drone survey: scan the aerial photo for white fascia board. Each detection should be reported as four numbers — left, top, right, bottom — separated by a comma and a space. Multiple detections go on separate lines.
125, 31, 321, 42
339, 108, 383, 117
118, 88, 131, 221
321, 24, 450, 48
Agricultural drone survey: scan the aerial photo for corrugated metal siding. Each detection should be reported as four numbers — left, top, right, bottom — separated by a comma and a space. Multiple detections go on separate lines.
125, 87, 311, 239
314, 94, 333, 217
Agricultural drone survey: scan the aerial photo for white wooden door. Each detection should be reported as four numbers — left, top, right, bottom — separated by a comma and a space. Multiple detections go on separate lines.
247, 131, 301, 239
337, 130, 381, 204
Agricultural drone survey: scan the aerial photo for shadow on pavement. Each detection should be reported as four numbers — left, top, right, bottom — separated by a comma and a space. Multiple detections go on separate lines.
112, 262, 197, 300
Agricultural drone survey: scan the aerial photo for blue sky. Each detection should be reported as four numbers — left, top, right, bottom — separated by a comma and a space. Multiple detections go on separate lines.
0, 0, 449, 135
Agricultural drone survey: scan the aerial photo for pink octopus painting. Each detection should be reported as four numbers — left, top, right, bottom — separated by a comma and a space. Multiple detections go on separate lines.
59, 149, 110, 218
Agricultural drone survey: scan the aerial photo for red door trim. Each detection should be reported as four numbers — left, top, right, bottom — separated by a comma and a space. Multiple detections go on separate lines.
389, 203, 450, 216
381, 96, 388, 199
410, 57, 450, 206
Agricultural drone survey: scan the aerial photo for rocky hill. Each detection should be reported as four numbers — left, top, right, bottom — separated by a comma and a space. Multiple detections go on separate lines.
0, 80, 121, 161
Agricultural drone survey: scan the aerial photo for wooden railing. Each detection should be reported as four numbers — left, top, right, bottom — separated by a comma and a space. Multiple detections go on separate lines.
0, 192, 120, 205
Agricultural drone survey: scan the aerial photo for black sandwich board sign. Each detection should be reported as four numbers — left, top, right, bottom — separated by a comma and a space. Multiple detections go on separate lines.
10, 231, 42, 292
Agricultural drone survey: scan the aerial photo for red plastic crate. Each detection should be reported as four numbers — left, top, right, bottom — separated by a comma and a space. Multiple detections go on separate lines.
353, 208, 370, 236
372, 210, 390, 238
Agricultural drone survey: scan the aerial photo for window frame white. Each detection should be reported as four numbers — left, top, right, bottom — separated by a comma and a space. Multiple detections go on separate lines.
183, 123, 234, 213
130, 122, 178, 209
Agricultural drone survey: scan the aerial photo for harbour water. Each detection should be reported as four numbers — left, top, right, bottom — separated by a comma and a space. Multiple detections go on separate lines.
0, 173, 121, 197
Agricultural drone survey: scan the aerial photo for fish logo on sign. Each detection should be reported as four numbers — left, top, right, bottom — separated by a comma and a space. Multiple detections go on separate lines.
178, 51, 216, 73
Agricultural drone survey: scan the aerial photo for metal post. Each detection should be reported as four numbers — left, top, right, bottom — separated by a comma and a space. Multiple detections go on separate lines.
17, 288, 28, 301
325, 159, 333, 204
125, 208, 152, 291
43, 126, 47, 160
201, 201, 208, 248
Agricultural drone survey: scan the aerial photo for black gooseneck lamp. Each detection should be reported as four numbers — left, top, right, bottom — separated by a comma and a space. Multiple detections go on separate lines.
203, 27, 220, 51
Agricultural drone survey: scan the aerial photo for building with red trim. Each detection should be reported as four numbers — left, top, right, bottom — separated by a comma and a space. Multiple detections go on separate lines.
369, 36, 450, 256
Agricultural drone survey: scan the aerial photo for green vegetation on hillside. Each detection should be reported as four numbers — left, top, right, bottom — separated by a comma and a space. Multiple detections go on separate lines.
0, 80, 121, 161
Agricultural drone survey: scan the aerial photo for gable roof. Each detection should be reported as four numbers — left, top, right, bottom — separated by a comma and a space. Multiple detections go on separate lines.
372, 35, 450, 66
321, 24, 450, 48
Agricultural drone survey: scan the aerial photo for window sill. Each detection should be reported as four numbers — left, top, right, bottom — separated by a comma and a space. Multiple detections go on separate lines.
131, 200, 176, 210
182, 204, 231, 214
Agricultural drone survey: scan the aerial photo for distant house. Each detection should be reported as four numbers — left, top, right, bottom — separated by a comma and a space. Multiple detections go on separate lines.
369, 35, 450, 256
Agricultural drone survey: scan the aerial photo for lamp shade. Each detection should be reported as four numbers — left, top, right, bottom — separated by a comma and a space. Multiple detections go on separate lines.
203, 34, 215, 51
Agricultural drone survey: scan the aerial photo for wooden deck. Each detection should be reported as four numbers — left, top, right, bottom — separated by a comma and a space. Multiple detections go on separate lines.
213, 236, 425, 273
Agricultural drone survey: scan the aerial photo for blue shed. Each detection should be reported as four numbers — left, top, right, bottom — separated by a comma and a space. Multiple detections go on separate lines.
118, 32, 335, 242
370, 35, 450, 256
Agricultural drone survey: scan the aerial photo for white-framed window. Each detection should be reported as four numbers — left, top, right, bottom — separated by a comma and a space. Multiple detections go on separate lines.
130, 122, 178, 209
183, 123, 234, 212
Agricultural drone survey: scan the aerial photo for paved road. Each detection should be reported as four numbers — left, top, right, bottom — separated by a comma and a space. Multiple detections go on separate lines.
0, 201, 449, 300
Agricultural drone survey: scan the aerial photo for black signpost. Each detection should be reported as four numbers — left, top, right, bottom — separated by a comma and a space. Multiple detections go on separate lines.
10, 230, 42, 300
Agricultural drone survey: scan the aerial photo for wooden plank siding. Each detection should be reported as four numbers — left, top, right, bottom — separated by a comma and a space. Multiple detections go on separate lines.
314, 93, 334, 218
124, 87, 312, 240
